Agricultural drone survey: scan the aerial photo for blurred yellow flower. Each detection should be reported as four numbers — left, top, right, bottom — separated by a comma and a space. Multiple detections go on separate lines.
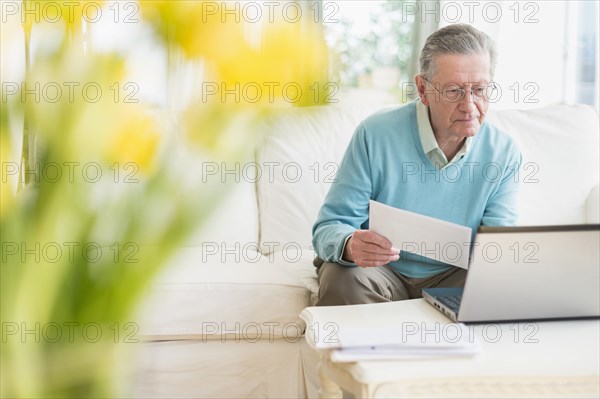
26, 38, 127, 158
139, 1, 246, 60
183, 99, 269, 159
217, 21, 329, 88
105, 111, 160, 175
2, 2, 332, 398
142, 2, 332, 153
140, 1, 329, 105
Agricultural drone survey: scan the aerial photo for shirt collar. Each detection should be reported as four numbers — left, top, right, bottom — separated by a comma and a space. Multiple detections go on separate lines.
415, 99, 473, 159
416, 99, 439, 154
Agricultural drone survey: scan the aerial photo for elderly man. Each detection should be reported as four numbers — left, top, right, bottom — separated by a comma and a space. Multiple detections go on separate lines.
312, 24, 521, 306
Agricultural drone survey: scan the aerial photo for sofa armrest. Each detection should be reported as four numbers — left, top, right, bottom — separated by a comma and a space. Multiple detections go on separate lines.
586, 183, 600, 223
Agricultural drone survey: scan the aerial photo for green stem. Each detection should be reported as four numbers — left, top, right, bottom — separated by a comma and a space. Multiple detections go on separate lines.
18, 16, 33, 191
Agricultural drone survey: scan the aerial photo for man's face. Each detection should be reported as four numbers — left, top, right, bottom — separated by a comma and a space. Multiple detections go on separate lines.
416, 53, 492, 140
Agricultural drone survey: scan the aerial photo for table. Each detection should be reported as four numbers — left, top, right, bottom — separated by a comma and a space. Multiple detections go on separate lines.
308, 299, 600, 398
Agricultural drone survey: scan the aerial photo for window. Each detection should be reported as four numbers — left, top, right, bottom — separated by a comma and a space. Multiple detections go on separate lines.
323, 1, 418, 92
565, 0, 598, 106
323, 0, 598, 109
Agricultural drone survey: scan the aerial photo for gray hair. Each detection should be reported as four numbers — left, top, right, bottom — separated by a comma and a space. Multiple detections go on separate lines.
419, 24, 497, 79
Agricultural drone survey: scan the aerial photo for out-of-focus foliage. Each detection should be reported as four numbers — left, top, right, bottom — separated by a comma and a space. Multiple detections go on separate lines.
0, 1, 330, 397
325, 0, 414, 87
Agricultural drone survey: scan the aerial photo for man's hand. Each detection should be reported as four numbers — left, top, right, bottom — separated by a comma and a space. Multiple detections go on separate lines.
343, 230, 400, 267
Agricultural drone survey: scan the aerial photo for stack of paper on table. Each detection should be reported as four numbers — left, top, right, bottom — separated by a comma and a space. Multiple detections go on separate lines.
300, 300, 481, 362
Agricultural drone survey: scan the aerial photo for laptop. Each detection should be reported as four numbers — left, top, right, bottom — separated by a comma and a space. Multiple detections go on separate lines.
422, 224, 600, 323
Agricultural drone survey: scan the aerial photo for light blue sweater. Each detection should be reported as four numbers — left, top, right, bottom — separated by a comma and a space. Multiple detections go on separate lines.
312, 100, 522, 278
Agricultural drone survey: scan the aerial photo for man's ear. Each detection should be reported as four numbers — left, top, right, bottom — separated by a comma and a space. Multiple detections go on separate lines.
414, 75, 429, 106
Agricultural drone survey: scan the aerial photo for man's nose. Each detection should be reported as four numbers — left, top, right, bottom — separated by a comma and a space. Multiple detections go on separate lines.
459, 89, 476, 111
463, 88, 476, 103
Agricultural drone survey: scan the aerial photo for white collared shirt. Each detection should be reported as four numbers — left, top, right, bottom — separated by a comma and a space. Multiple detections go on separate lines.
416, 99, 472, 169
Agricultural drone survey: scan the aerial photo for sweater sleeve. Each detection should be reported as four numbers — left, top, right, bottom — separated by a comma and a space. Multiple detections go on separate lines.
311, 123, 373, 266
481, 144, 522, 226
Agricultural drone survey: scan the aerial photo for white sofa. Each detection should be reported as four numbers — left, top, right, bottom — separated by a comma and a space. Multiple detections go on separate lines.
131, 93, 599, 398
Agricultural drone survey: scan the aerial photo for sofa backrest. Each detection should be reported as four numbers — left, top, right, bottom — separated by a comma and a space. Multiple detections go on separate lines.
256, 99, 599, 254
486, 104, 599, 225
255, 92, 394, 253
178, 149, 260, 248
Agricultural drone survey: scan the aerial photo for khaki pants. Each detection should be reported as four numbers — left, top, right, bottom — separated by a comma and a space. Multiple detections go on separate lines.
315, 258, 467, 306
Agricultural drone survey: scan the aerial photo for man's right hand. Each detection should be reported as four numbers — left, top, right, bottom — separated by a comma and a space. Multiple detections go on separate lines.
342, 230, 400, 267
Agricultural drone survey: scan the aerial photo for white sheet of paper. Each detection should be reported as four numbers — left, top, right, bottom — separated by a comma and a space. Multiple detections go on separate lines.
336, 323, 477, 348
304, 320, 481, 361
369, 200, 472, 269
330, 345, 481, 362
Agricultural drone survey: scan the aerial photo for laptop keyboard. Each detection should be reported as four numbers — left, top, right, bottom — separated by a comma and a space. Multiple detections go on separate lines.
437, 295, 462, 314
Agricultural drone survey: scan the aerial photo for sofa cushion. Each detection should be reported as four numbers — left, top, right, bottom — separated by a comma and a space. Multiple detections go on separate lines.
137, 247, 318, 340
486, 104, 599, 225
587, 183, 599, 223
132, 340, 311, 398
184, 177, 259, 247
177, 146, 260, 246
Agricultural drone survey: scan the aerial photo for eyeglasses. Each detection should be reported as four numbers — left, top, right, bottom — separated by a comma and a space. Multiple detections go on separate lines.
422, 76, 497, 103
